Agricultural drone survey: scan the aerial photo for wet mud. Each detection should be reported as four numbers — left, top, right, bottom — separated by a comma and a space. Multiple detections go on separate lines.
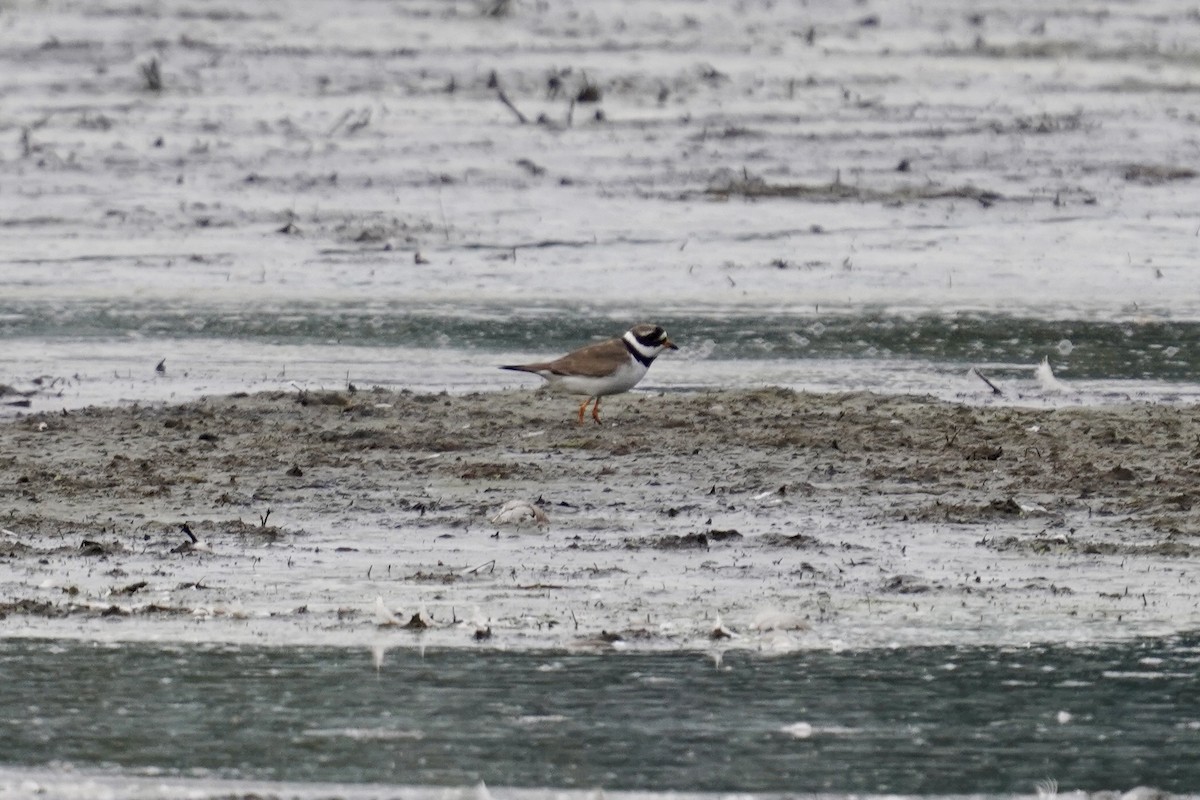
3, 388, 1199, 650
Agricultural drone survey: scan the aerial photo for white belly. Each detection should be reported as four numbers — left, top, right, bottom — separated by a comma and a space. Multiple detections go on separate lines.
545, 359, 648, 397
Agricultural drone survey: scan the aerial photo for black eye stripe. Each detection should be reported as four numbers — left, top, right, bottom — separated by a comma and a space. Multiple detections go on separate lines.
632, 326, 667, 346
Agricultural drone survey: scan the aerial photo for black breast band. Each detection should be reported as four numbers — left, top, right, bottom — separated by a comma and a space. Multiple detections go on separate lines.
623, 338, 655, 367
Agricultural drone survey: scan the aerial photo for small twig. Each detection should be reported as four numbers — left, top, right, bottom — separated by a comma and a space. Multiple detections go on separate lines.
462, 559, 496, 576
482, 0, 512, 17
345, 108, 371, 134
492, 74, 528, 124
140, 57, 162, 92
259, 508, 272, 527
326, 109, 354, 137
496, 88, 528, 124
437, 187, 450, 241
970, 367, 1003, 396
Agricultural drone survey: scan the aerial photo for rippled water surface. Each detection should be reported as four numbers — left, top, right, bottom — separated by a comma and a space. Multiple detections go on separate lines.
3, 300, 1200, 379
6, 301, 1200, 417
3, 636, 1200, 796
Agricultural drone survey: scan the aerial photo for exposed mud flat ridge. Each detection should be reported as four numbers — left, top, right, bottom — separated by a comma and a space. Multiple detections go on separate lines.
2, 388, 1198, 650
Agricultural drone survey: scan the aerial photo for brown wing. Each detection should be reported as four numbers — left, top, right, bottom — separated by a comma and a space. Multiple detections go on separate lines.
543, 337, 629, 378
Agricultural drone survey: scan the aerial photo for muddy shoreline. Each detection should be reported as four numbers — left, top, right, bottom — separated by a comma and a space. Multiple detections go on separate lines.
2, 387, 1199, 651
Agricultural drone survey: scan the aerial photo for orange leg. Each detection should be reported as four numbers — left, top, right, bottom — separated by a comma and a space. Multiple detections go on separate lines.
577, 397, 592, 425
591, 396, 603, 424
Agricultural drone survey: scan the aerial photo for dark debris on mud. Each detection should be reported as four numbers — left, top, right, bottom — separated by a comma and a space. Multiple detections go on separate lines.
625, 529, 744, 550
0, 597, 194, 620
702, 173, 1011, 207
982, 534, 1200, 558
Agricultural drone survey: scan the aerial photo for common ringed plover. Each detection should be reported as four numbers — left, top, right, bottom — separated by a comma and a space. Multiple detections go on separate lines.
501, 323, 678, 424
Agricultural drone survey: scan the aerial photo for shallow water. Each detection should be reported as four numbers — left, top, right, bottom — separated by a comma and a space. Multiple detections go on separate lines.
6, 302, 1200, 420
5, 298, 1200, 378
2, 636, 1199, 796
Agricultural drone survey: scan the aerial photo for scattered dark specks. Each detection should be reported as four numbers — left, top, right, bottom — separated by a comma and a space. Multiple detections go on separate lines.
198, 432, 219, 442
286, 464, 304, 477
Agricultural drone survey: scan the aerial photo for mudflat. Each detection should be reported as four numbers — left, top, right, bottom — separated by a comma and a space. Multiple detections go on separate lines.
2, 387, 1198, 651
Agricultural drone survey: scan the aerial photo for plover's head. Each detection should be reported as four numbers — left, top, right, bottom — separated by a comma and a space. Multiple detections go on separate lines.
625, 323, 678, 360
